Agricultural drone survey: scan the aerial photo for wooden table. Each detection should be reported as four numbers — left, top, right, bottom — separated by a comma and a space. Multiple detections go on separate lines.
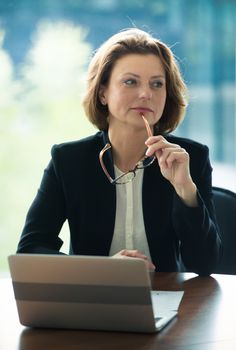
1, 272, 236, 350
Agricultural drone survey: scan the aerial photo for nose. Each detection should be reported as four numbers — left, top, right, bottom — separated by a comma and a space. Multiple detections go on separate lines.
138, 84, 152, 100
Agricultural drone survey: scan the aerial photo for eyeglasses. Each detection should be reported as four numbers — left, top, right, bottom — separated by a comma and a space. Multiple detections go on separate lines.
99, 114, 156, 185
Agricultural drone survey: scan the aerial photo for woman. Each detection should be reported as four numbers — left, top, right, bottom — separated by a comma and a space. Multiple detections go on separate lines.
17, 28, 222, 275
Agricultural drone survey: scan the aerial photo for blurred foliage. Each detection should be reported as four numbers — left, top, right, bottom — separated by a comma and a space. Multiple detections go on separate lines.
0, 20, 95, 273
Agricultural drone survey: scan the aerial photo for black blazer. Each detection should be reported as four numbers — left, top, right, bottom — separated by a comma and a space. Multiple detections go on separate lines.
17, 131, 222, 275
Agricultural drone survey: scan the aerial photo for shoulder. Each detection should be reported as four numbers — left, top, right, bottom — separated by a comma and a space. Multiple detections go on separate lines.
51, 131, 104, 160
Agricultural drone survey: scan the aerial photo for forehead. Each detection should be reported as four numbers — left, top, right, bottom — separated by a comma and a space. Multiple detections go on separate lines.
110, 53, 165, 76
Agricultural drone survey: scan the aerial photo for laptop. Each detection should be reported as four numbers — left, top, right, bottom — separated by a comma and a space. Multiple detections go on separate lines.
8, 254, 180, 333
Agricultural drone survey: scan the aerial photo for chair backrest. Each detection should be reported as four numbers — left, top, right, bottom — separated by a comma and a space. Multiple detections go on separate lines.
212, 186, 236, 274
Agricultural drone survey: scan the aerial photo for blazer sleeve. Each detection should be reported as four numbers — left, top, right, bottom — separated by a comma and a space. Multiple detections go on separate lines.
172, 144, 222, 275
16, 147, 66, 254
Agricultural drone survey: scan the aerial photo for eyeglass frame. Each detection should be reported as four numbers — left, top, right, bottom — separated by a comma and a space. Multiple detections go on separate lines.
99, 114, 156, 185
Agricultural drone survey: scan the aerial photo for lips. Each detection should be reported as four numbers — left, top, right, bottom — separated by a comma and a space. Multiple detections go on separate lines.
131, 107, 154, 113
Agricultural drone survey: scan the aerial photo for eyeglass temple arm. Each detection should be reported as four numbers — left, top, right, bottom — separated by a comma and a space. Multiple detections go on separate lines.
99, 143, 114, 183
140, 113, 153, 138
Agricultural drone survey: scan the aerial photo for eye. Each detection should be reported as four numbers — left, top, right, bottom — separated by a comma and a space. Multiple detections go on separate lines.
123, 78, 137, 86
151, 80, 165, 88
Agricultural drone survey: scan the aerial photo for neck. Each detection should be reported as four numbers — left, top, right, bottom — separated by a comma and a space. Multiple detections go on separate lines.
108, 126, 147, 173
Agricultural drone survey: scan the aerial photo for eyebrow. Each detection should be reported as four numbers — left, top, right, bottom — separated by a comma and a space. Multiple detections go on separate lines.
122, 73, 165, 79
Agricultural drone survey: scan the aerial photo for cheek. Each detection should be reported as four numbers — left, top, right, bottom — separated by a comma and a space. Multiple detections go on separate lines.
157, 91, 167, 109
106, 86, 123, 102
161, 94, 167, 109
153, 92, 167, 121
111, 91, 131, 106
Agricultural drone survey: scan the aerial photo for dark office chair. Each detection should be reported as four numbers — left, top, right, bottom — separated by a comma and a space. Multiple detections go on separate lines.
212, 186, 236, 274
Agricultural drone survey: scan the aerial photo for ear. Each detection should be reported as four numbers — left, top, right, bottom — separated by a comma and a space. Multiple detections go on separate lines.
98, 85, 107, 105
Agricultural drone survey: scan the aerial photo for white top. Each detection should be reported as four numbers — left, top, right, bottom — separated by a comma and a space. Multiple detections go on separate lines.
109, 165, 152, 260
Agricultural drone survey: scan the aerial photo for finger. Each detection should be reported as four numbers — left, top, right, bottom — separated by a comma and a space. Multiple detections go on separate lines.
145, 136, 166, 157
146, 139, 181, 158
164, 149, 189, 168
145, 135, 181, 149
120, 249, 139, 256
159, 148, 187, 167
145, 135, 166, 146
127, 252, 156, 271
123, 250, 148, 260
147, 261, 156, 272
114, 250, 156, 271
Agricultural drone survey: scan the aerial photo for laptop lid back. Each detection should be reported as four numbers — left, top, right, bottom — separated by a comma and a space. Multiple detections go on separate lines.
8, 254, 156, 332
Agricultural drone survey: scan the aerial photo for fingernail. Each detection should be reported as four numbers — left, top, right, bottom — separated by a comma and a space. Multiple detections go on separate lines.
149, 266, 156, 272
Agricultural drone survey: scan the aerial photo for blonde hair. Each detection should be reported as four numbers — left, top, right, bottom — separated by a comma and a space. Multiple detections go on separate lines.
83, 28, 188, 134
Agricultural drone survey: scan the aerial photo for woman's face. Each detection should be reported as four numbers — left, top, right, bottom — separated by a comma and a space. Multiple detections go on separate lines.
100, 53, 167, 130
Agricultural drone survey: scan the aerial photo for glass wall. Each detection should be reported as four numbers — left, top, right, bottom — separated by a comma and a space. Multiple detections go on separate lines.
0, 0, 235, 273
